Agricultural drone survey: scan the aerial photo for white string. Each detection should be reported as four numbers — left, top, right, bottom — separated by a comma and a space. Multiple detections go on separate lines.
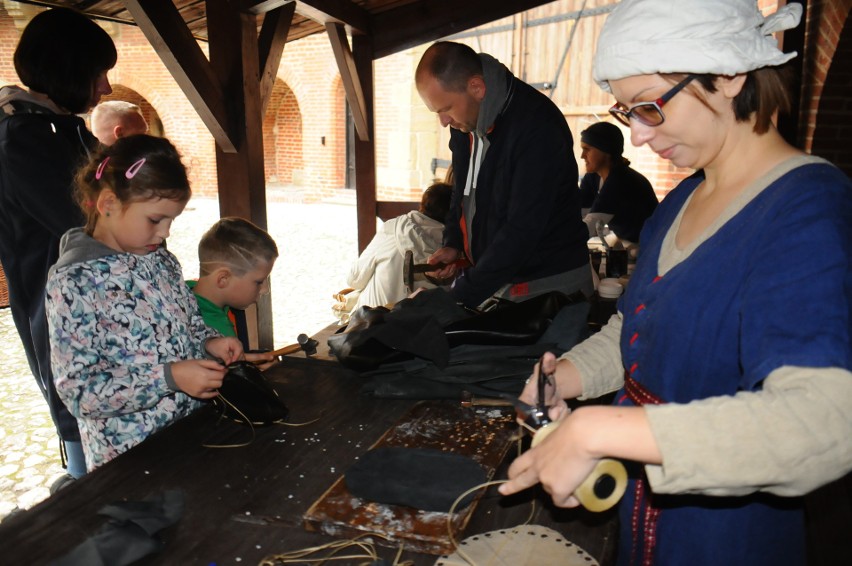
258, 533, 413, 565
201, 393, 320, 449
445, 426, 538, 566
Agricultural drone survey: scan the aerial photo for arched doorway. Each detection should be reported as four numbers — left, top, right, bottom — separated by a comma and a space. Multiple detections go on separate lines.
811, 15, 851, 177
93, 85, 163, 138
263, 79, 303, 190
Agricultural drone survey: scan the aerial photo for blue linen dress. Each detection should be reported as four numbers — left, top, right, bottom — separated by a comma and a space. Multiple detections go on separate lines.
613, 159, 851, 565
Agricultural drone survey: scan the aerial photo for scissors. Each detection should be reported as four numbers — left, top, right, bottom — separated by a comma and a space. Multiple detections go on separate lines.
512, 354, 555, 431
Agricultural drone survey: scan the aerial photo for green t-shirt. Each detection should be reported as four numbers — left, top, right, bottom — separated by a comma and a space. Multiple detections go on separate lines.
186, 280, 236, 337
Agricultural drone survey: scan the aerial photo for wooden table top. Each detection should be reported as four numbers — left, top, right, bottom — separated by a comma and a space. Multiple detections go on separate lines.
0, 354, 617, 565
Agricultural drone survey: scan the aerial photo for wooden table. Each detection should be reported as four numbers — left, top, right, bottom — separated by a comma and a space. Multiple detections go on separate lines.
0, 353, 617, 565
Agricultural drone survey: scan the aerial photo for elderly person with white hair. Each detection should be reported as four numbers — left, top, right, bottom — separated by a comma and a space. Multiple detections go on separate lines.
500, 1, 852, 564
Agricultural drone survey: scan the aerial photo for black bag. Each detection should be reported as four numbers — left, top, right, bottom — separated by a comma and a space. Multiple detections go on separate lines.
214, 361, 289, 425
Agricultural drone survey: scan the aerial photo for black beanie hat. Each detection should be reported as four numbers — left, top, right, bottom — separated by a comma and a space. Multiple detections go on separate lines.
580, 122, 624, 157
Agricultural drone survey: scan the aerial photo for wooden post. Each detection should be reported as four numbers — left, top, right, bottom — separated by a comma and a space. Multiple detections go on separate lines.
207, 1, 273, 349
351, 34, 377, 254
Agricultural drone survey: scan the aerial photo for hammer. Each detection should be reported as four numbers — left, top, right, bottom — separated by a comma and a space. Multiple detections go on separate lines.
460, 390, 514, 408
267, 333, 319, 358
402, 250, 469, 291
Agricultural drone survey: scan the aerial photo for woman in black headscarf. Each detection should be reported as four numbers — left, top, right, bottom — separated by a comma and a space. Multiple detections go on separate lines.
579, 121, 658, 246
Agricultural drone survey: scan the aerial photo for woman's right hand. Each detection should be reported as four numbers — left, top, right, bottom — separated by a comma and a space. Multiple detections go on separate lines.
518, 352, 571, 424
171, 359, 227, 399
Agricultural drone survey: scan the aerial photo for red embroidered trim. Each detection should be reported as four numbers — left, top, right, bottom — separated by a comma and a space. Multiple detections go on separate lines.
625, 373, 665, 565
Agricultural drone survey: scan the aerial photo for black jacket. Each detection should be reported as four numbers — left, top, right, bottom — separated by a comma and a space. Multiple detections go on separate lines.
588, 164, 658, 243
0, 86, 94, 440
446, 76, 588, 307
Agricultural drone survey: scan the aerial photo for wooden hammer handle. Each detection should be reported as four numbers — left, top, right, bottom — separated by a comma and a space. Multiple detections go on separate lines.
268, 343, 303, 357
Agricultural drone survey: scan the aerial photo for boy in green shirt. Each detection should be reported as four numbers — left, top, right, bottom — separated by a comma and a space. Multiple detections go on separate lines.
189, 217, 279, 369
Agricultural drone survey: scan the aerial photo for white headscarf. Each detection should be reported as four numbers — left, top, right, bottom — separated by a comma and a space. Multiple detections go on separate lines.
593, 0, 803, 92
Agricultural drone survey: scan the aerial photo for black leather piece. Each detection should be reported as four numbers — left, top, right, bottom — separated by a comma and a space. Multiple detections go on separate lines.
52, 490, 184, 566
444, 291, 583, 346
345, 447, 487, 512
328, 290, 587, 373
216, 361, 289, 425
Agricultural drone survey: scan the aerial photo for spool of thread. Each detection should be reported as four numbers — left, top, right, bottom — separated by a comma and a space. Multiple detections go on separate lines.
531, 421, 628, 512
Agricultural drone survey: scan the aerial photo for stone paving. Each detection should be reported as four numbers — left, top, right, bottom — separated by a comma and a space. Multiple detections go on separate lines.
0, 196, 359, 520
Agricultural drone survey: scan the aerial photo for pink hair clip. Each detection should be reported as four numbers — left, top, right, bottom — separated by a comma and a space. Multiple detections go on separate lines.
125, 158, 146, 179
94, 157, 110, 180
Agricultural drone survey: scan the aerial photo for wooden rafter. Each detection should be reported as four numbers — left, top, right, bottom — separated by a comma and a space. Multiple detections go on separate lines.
123, 0, 236, 152
296, 0, 370, 35
370, 0, 557, 59
258, 3, 295, 114
238, 0, 294, 15
327, 22, 369, 141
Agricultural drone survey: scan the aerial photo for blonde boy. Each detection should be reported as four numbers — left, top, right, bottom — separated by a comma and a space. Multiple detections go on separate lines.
189, 217, 278, 365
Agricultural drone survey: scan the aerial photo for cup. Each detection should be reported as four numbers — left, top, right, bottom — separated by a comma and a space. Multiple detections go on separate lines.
606, 249, 628, 278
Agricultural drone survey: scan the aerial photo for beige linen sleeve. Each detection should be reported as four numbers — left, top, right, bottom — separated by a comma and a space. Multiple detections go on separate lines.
644, 366, 852, 497
561, 313, 626, 400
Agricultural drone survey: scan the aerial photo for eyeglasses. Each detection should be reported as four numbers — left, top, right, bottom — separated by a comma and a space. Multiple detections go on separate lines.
608, 75, 697, 127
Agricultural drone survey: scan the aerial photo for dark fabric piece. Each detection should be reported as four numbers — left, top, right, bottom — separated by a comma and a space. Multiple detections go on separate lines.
345, 447, 486, 512
52, 490, 184, 566
444, 291, 581, 346
329, 290, 582, 374
216, 361, 289, 425
361, 343, 552, 400
327, 289, 471, 372
360, 300, 589, 400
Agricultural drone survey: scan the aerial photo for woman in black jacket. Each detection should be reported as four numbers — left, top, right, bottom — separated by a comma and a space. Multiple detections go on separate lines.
0, 7, 116, 484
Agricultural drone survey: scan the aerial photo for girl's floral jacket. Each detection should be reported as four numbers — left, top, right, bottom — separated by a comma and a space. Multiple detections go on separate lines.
46, 228, 218, 471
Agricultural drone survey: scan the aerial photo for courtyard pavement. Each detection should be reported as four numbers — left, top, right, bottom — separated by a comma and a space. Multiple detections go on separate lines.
0, 196, 360, 519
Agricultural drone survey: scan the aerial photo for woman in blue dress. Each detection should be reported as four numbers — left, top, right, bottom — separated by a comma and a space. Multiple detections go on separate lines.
500, 1, 852, 564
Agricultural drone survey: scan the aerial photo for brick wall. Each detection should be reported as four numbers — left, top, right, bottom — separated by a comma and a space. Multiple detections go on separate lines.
1, 1, 846, 209
803, 0, 851, 176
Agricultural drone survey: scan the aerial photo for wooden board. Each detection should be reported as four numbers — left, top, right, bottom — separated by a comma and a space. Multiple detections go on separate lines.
303, 401, 517, 554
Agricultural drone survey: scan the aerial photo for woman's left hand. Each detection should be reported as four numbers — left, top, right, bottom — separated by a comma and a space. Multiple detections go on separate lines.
206, 336, 244, 365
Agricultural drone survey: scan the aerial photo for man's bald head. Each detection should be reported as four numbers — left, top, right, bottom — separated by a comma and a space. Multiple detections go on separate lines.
415, 41, 483, 92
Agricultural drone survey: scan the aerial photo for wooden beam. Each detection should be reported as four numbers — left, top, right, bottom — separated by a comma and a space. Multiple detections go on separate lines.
295, 0, 370, 35
123, 0, 235, 152
208, 1, 274, 348
238, 0, 294, 15
327, 22, 369, 141
371, 0, 556, 59
351, 33, 377, 253
259, 3, 295, 114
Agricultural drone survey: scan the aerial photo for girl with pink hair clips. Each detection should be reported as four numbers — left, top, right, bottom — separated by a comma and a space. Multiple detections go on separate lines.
46, 135, 243, 471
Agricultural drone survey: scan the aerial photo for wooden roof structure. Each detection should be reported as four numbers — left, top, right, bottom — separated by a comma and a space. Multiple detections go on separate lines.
8, 1, 811, 349
11, 0, 560, 346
